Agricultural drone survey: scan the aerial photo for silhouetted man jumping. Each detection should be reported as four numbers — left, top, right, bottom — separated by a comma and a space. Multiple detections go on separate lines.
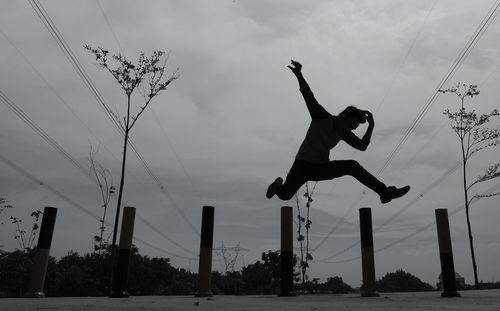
266, 60, 410, 203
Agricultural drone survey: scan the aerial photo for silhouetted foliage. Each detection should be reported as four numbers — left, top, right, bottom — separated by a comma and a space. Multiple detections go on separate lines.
0, 209, 43, 297
241, 260, 273, 294
376, 269, 434, 292
0, 247, 353, 297
291, 276, 353, 294
323, 276, 353, 293
210, 271, 245, 295
10, 210, 42, 253
128, 248, 196, 295
0, 250, 33, 297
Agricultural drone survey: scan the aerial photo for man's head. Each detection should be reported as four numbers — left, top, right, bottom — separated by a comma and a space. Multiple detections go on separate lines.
338, 106, 367, 130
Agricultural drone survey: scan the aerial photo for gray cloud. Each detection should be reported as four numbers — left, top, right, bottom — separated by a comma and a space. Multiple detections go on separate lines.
1, 0, 500, 287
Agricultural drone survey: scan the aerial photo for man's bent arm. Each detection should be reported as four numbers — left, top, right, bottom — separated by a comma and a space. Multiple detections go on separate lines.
343, 122, 374, 151
361, 122, 374, 148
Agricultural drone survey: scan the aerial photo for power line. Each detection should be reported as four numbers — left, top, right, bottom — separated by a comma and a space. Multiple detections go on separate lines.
0, 26, 199, 257
316, 124, 497, 262
150, 107, 206, 203
0, 152, 196, 261
0, 26, 122, 167
315, 158, 462, 262
94, 0, 124, 53
313, 0, 500, 253
133, 236, 197, 261
0, 114, 195, 257
0, 76, 196, 257
28, 0, 200, 236
317, 128, 495, 263
27, 0, 122, 131
92, 1, 206, 205
376, 0, 500, 176
319, 179, 500, 264
128, 139, 201, 235
311, 194, 363, 253
32, 0, 199, 236
136, 213, 198, 257
375, 0, 440, 113
0, 89, 92, 181
0, 153, 102, 221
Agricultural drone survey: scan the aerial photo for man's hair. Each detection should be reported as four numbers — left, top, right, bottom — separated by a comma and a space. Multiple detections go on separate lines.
339, 106, 367, 124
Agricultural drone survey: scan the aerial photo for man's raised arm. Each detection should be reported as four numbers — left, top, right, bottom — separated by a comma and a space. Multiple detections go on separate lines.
288, 60, 330, 119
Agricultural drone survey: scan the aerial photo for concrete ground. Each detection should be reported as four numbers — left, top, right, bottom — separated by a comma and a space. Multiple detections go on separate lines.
2, 290, 500, 311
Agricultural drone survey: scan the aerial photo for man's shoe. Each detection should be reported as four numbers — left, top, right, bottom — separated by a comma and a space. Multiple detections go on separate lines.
266, 177, 283, 199
380, 185, 411, 204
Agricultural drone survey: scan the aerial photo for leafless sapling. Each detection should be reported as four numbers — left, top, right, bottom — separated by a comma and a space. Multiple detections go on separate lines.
84, 47, 179, 244
439, 83, 500, 289
89, 145, 115, 255
85, 45, 179, 288
294, 181, 317, 293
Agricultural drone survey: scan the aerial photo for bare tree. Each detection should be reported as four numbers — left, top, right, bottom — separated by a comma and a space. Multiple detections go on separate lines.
85, 45, 179, 286
439, 83, 500, 289
89, 145, 115, 255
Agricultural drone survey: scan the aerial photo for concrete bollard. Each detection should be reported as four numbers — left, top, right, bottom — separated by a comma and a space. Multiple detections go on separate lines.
435, 209, 460, 297
359, 207, 379, 297
25, 206, 58, 298
110, 206, 136, 298
279, 206, 295, 296
195, 206, 215, 297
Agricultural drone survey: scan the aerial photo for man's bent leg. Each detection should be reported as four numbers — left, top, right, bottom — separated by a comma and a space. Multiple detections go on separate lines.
276, 159, 310, 201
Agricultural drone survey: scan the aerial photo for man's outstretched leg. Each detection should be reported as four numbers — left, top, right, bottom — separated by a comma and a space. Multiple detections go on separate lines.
315, 160, 410, 204
267, 159, 410, 203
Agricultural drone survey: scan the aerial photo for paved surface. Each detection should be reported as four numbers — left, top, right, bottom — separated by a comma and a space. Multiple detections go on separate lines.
2, 290, 500, 311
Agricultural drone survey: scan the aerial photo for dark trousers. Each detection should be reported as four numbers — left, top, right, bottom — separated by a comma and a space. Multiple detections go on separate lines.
277, 159, 387, 200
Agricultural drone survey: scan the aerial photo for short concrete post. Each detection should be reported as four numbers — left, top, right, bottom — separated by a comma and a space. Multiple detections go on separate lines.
359, 207, 379, 297
110, 206, 136, 298
435, 208, 460, 297
195, 205, 214, 297
279, 206, 295, 296
25, 206, 58, 298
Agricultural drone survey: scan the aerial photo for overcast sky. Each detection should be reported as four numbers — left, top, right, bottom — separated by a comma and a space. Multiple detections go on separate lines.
1, 0, 500, 287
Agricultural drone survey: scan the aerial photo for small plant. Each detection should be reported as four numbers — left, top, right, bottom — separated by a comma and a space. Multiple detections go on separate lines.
294, 181, 317, 293
89, 145, 115, 255
10, 210, 43, 253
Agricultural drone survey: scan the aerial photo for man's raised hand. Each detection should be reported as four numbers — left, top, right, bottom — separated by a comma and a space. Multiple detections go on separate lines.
287, 59, 302, 74
364, 110, 374, 125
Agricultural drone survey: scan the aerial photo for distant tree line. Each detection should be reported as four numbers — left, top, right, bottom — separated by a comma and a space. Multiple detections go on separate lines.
6, 245, 500, 297
0, 246, 195, 297
0, 246, 500, 297
0, 247, 354, 297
